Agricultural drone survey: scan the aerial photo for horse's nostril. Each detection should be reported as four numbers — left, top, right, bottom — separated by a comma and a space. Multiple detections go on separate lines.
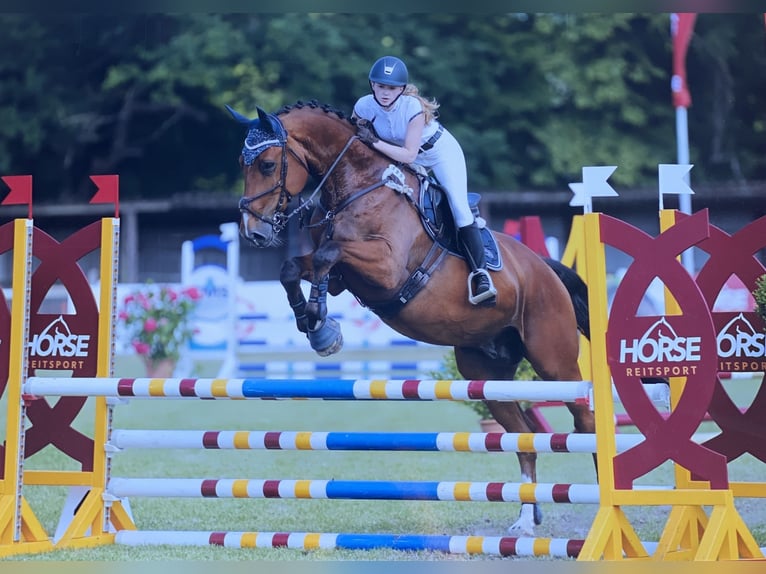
242, 227, 269, 245
240, 220, 263, 240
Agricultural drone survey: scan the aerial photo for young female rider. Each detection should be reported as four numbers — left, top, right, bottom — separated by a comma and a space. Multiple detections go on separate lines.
351, 55, 497, 306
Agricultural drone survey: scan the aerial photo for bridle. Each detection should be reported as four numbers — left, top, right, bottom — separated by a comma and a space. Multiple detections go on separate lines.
238, 123, 360, 236
238, 142, 308, 235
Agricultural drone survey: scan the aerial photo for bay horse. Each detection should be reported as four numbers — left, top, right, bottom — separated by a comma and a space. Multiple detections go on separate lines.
227, 100, 595, 535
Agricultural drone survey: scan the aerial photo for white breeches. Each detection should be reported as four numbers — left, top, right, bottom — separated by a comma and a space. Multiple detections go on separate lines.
416, 129, 474, 228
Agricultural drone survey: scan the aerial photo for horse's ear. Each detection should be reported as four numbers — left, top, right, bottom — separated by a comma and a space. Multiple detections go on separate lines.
256, 106, 280, 135
225, 105, 254, 125
256, 106, 287, 139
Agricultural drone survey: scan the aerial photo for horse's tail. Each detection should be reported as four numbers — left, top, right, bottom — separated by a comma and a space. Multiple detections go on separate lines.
543, 258, 671, 387
543, 257, 590, 340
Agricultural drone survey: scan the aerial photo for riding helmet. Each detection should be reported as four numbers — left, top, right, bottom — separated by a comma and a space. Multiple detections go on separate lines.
368, 56, 409, 87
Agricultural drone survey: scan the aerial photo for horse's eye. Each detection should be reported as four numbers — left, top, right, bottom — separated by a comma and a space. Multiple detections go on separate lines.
260, 160, 277, 176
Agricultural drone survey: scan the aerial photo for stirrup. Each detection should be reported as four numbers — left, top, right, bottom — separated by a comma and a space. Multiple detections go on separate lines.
467, 269, 497, 305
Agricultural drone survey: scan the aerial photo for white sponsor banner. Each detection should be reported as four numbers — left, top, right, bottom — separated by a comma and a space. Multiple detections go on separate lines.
113, 280, 420, 355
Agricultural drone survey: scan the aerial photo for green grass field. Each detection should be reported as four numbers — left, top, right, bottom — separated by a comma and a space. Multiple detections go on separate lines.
2, 359, 765, 561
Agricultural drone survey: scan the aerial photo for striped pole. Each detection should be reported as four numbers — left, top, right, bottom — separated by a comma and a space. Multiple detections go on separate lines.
24, 377, 669, 406
107, 478, 603, 503
114, 530, 587, 558
109, 429, 645, 454
26, 377, 599, 401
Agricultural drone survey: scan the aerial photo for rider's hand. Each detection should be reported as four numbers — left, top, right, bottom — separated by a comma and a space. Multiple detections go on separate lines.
356, 119, 380, 146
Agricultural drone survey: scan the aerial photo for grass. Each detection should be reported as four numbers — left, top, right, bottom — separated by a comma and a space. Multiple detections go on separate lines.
2, 359, 765, 561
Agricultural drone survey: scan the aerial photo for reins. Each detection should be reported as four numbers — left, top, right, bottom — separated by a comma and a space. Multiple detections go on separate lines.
295, 135, 361, 230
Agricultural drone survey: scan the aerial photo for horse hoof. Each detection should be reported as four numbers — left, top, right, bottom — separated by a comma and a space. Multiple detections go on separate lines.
307, 316, 344, 356
508, 503, 538, 536
316, 332, 344, 357
507, 519, 535, 537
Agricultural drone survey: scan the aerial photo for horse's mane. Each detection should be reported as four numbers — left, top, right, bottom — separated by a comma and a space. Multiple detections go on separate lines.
275, 99, 358, 127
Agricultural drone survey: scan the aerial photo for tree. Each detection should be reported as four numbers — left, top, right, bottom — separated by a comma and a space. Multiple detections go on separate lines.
0, 13, 763, 202
686, 14, 766, 184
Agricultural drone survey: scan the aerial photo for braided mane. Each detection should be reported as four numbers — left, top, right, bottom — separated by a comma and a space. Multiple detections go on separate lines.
276, 99, 358, 126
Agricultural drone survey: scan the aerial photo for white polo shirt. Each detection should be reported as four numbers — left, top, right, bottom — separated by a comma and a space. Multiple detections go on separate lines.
353, 94, 441, 149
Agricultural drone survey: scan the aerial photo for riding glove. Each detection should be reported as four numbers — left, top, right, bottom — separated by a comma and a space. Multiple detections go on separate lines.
356, 119, 379, 146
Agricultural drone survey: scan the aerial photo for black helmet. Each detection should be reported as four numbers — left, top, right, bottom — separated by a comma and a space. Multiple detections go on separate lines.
368, 56, 408, 87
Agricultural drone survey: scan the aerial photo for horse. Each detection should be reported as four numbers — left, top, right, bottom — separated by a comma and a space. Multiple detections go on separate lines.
227, 100, 595, 535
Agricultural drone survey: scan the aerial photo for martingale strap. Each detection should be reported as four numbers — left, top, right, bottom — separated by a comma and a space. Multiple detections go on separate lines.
364, 241, 448, 318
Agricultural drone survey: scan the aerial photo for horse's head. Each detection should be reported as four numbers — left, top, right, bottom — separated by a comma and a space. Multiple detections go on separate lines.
227, 105, 311, 247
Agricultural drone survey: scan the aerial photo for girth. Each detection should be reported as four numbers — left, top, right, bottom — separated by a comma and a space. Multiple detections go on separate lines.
363, 241, 448, 318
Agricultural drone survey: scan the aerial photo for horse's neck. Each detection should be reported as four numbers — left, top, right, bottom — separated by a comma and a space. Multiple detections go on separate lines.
306, 127, 435, 275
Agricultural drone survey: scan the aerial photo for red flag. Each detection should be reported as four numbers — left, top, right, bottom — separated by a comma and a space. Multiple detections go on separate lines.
671, 13, 697, 109
1, 175, 33, 218
89, 174, 120, 217
1, 175, 33, 206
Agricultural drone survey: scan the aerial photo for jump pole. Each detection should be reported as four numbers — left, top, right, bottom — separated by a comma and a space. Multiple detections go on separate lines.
108, 429, 646, 454
114, 530, 589, 558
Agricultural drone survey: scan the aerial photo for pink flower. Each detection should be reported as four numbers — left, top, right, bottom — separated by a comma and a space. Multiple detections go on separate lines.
132, 341, 151, 355
121, 283, 201, 362
183, 286, 203, 300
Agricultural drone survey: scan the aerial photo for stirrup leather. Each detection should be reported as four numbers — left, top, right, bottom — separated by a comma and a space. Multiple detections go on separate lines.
467, 269, 497, 305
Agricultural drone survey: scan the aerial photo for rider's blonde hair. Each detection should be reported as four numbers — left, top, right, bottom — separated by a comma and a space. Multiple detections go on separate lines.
404, 84, 440, 125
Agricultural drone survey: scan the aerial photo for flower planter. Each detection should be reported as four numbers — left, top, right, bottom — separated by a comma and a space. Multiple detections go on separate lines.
478, 418, 505, 433
119, 284, 202, 376
142, 357, 177, 378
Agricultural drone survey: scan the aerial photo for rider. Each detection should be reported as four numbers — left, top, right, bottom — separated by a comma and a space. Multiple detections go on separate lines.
352, 55, 497, 306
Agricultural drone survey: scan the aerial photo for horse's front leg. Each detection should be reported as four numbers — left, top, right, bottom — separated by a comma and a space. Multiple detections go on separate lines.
304, 241, 344, 357
280, 254, 314, 334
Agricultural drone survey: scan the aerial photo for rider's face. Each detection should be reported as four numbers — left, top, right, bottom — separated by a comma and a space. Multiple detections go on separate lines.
372, 82, 405, 107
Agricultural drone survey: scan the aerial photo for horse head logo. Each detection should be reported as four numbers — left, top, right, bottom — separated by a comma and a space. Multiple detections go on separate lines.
40, 314, 73, 339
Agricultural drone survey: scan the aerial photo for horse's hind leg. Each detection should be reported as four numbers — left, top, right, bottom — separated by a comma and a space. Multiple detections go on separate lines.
454, 345, 542, 536
523, 335, 596, 438
522, 314, 597, 471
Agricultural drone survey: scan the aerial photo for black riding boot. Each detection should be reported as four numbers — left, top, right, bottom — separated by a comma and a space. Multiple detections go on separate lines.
458, 224, 497, 306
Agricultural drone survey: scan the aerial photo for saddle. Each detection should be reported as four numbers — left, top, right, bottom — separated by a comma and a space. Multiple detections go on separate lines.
397, 164, 502, 271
